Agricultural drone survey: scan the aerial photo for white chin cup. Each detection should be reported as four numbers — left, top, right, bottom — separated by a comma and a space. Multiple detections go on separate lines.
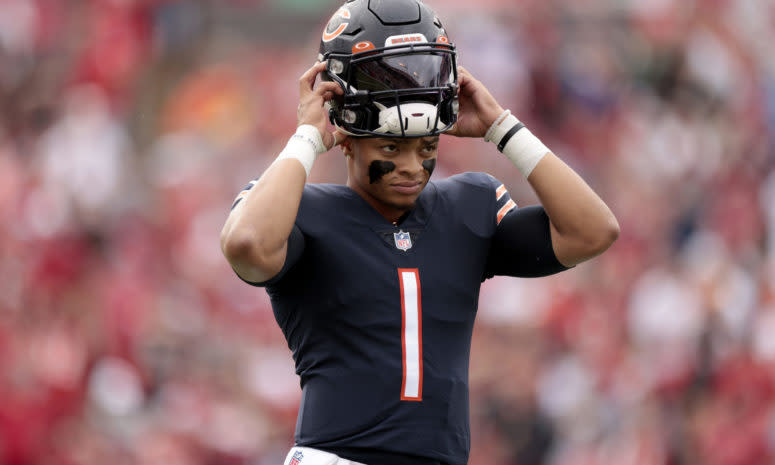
373, 102, 446, 136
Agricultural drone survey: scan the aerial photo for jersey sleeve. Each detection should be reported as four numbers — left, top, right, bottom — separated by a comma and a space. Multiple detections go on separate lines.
481, 177, 569, 279
235, 224, 306, 287
230, 179, 257, 211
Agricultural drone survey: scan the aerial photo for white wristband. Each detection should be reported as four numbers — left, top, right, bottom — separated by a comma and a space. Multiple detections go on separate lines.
486, 113, 550, 178
483, 109, 512, 143
276, 125, 326, 177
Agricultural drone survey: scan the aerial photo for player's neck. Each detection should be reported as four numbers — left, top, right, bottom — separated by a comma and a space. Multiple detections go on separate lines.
363, 195, 411, 225
346, 182, 411, 225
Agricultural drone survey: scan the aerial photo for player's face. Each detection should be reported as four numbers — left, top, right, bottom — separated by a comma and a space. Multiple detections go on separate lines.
345, 136, 439, 221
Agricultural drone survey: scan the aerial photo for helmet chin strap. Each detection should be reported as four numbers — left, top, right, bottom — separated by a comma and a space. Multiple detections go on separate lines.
373, 102, 447, 136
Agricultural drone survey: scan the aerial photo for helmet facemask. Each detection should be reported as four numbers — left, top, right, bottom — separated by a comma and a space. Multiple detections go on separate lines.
324, 42, 458, 138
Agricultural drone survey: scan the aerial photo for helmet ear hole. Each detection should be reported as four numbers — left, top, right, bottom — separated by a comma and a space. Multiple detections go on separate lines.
343, 109, 358, 124
329, 59, 345, 74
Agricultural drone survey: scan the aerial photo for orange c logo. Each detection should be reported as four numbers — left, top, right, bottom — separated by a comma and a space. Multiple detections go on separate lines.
322, 7, 351, 42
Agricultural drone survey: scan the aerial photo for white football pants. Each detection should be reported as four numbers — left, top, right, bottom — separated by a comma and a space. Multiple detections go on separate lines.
284, 446, 368, 465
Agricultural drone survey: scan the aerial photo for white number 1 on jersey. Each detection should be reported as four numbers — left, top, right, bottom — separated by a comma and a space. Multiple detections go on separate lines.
398, 268, 423, 401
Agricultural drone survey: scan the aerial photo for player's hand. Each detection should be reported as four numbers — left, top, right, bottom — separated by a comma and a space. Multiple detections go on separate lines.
298, 61, 346, 150
446, 66, 506, 138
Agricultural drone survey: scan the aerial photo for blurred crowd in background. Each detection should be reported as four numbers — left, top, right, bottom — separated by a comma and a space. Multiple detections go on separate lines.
1, 0, 774, 464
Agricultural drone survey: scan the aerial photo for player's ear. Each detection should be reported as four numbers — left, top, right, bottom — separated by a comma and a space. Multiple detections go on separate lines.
342, 139, 354, 157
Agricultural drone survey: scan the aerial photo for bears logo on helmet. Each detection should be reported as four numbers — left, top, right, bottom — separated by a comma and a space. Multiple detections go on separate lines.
322, 7, 351, 42
319, 0, 458, 138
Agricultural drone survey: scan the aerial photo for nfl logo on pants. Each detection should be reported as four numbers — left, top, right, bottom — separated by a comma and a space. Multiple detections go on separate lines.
394, 230, 412, 251
289, 451, 304, 465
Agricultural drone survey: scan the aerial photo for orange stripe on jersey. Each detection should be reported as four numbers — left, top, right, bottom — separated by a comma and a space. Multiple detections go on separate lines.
496, 199, 517, 225
495, 184, 507, 201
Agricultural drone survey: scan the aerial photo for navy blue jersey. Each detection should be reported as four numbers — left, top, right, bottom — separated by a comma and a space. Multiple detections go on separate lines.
237, 172, 566, 465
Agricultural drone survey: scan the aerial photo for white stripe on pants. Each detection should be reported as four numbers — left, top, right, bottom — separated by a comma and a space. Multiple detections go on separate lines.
283, 446, 368, 465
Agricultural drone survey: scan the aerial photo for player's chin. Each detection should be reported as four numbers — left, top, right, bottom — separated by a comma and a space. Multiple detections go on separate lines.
387, 184, 426, 203
389, 197, 417, 211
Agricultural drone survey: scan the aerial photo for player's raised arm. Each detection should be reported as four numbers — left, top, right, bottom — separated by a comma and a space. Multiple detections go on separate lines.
220, 61, 345, 283
449, 66, 619, 268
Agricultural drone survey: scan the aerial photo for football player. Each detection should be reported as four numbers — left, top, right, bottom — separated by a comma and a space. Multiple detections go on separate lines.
220, 1, 619, 464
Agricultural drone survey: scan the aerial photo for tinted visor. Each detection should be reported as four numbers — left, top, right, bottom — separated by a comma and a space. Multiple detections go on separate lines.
351, 51, 454, 92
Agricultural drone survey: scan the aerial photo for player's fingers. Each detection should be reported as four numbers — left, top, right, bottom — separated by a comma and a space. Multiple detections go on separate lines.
314, 81, 343, 99
456, 66, 467, 83
456, 66, 475, 90
300, 82, 341, 106
299, 83, 342, 113
298, 61, 327, 95
298, 82, 341, 113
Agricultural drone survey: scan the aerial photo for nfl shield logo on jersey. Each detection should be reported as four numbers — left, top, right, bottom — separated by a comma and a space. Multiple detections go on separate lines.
289, 450, 304, 465
394, 230, 412, 251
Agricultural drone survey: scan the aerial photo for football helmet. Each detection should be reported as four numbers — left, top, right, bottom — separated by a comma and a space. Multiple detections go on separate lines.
319, 0, 458, 137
